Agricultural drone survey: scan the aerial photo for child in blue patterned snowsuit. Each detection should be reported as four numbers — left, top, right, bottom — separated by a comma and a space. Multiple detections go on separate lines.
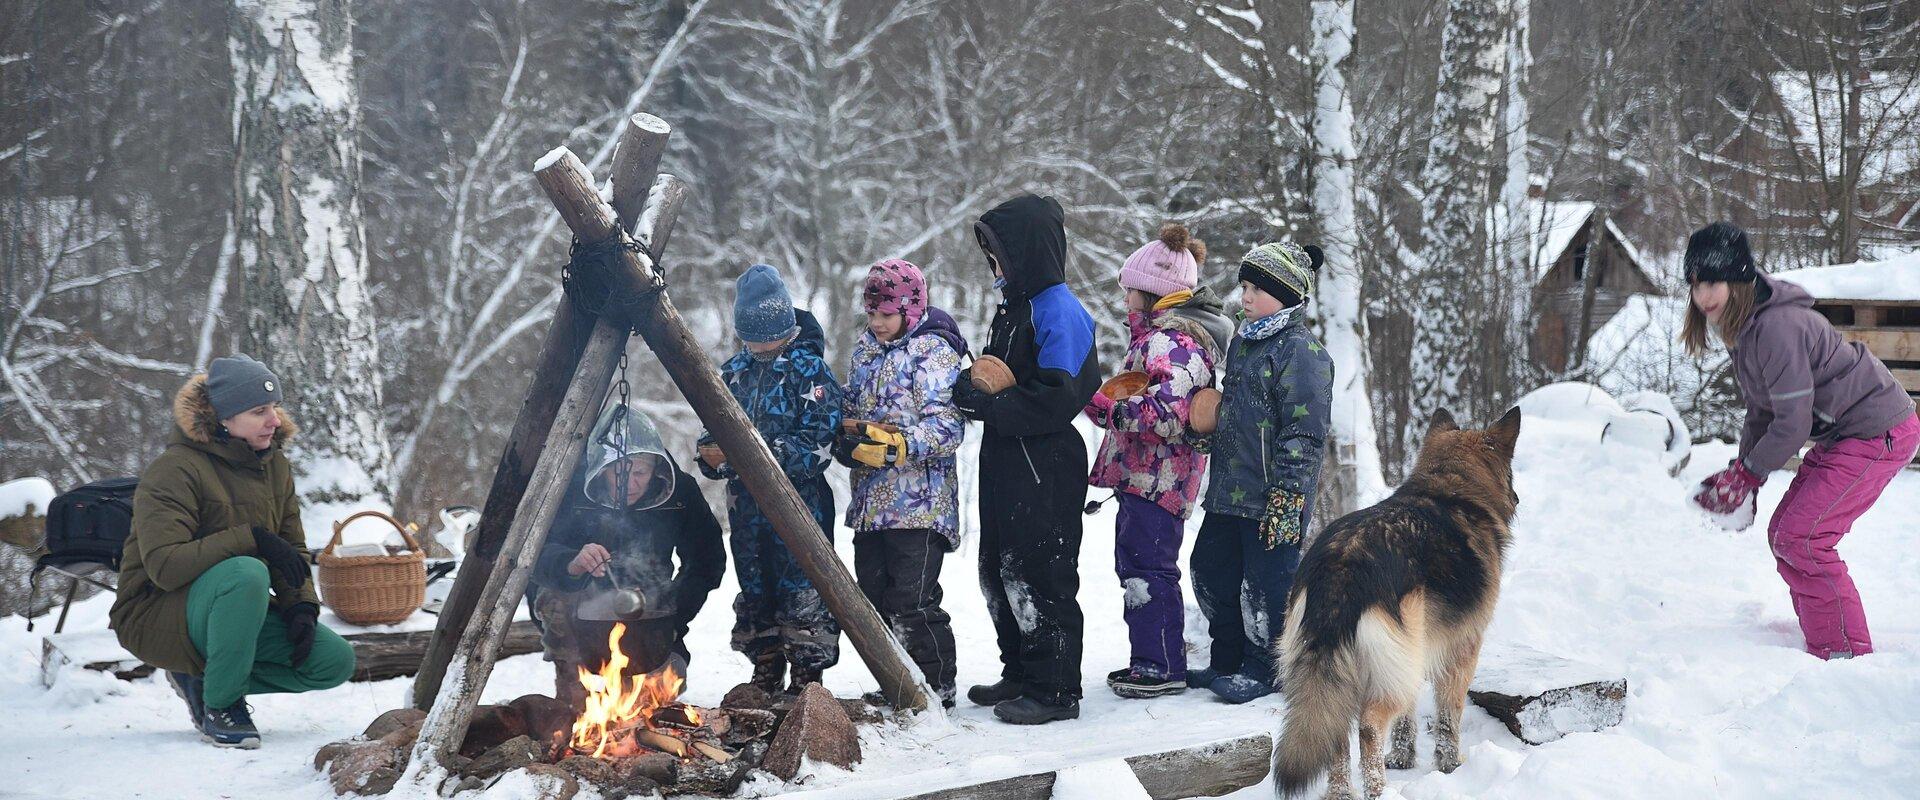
696, 264, 845, 694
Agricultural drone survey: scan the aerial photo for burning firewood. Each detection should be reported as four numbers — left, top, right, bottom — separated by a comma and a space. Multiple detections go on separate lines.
635, 730, 692, 759
691, 742, 733, 764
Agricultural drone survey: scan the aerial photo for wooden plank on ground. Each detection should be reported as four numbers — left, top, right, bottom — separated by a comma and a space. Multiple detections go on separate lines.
892, 733, 1272, 800
40, 620, 543, 688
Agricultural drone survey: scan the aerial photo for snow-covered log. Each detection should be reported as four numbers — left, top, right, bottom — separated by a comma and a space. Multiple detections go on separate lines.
1468, 643, 1627, 745
39, 621, 542, 688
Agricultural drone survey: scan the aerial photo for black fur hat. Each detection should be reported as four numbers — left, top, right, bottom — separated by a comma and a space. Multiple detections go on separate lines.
1684, 222, 1756, 283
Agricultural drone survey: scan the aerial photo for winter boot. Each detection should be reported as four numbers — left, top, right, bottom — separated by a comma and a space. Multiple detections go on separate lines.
166, 671, 204, 728
1109, 669, 1185, 699
786, 664, 824, 694
748, 652, 786, 694
1208, 673, 1276, 705
966, 678, 1026, 707
992, 696, 1080, 725
201, 700, 261, 749
863, 687, 957, 709
1184, 667, 1224, 689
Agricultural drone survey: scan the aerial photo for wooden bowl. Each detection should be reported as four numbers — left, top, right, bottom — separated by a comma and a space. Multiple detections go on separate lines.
970, 356, 1015, 394
1188, 388, 1222, 435
698, 444, 726, 471
1098, 371, 1151, 402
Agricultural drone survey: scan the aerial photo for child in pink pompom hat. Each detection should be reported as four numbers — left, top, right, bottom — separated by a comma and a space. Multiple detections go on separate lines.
1087, 224, 1231, 700
1119, 225, 1201, 297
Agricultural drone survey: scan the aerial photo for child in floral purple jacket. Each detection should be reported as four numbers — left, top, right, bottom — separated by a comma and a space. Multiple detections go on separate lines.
1085, 225, 1230, 699
834, 259, 968, 706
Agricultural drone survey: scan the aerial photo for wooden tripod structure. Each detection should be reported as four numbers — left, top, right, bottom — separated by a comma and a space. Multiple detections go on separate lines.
401, 112, 929, 780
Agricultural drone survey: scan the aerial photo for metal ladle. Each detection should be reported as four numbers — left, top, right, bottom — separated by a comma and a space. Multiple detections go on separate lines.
575, 566, 650, 621
602, 568, 648, 618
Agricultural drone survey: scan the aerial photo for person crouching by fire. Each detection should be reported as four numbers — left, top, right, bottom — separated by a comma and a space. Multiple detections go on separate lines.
528, 402, 726, 711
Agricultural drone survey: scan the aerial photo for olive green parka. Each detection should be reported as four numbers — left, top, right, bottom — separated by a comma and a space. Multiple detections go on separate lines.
109, 374, 317, 674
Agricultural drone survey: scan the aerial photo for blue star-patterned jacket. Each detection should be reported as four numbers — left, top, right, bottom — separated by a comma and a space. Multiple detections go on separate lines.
697, 309, 844, 526
1202, 309, 1334, 521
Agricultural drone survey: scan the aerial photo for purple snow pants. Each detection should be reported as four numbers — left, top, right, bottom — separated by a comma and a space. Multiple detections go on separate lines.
1115, 493, 1186, 679
1767, 413, 1919, 658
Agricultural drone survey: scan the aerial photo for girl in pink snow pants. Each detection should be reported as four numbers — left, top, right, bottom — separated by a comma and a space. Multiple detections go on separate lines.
1683, 222, 1919, 659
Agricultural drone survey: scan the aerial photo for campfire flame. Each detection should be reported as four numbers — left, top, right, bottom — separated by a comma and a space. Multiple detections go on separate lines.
571, 623, 687, 758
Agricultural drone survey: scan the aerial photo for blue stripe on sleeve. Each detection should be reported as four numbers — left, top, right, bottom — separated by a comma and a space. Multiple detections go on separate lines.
1029, 284, 1095, 378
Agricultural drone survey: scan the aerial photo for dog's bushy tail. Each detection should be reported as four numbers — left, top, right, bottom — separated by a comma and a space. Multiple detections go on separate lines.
1273, 594, 1359, 797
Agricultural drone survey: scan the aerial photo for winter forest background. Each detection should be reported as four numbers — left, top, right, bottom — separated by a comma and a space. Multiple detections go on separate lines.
4, 0, 1917, 614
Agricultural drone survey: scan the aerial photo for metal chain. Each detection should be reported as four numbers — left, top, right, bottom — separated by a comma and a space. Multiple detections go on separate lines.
611, 339, 634, 508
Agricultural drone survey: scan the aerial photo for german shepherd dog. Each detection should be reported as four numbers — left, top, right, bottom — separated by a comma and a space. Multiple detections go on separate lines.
1274, 407, 1522, 799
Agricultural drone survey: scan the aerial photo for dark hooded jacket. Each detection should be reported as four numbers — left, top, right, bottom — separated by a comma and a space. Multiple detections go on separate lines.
1203, 309, 1335, 520
961, 194, 1101, 434
1735, 275, 1916, 474
697, 308, 843, 528
112, 374, 314, 675
531, 403, 726, 629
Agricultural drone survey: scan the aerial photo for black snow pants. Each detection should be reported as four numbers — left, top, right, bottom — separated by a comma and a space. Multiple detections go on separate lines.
853, 528, 958, 701
977, 429, 1088, 705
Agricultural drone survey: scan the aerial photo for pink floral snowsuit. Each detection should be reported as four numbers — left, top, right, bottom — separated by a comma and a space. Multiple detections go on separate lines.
1085, 309, 1217, 679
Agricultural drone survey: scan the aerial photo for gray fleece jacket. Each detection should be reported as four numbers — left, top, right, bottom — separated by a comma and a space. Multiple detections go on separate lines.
1734, 275, 1916, 474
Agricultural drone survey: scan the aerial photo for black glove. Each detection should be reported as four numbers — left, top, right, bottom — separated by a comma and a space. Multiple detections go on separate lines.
281, 602, 319, 667
831, 433, 863, 469
251, 526, 310, 589
952, 376, 991, 421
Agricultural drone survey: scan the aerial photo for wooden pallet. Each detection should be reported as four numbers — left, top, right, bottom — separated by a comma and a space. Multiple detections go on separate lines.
1813, 298, 1920, 467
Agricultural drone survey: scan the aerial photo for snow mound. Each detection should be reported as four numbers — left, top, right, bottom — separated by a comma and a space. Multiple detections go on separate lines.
0, 477, 57, 520
1518, 383, 1691, 472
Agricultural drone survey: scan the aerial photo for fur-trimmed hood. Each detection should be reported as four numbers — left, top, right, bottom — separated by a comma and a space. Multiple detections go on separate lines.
172, 373, 296, 446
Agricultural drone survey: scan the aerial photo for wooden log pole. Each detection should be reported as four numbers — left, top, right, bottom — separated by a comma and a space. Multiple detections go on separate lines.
406, 123, 677, 777
411, 313, 628, 771
532, 148, 931, 713
408, 116, 675, 710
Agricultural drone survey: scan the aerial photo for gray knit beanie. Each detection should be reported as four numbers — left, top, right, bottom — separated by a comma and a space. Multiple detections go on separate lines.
207, 354, 283, 420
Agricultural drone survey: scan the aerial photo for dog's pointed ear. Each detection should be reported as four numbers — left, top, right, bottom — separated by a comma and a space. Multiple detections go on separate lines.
1487, 406, 1523, 457
1429, 408, 1458, 435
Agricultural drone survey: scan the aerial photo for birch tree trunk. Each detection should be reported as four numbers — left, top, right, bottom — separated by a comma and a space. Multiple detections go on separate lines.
230, 0, 392, 506
1411, 0, 1509, 427
1309, 0, 1386, 526
1498, 0, 1534, 388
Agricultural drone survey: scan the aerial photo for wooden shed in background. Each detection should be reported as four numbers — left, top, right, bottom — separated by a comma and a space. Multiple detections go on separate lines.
1526, 201, 1663, 373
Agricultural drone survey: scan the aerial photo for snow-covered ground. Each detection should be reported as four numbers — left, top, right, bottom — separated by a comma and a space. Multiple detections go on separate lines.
6, 407, 1920, 799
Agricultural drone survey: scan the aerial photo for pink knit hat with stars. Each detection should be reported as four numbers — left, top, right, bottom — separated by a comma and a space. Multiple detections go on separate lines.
1119, 224, 1205, 297
863, 259, 928, 330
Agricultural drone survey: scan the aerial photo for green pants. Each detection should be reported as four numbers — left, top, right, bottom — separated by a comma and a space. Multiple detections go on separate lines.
187, 557, 355, 709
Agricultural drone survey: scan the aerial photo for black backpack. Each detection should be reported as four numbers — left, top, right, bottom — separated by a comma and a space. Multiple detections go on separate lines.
40, 476, 139, 570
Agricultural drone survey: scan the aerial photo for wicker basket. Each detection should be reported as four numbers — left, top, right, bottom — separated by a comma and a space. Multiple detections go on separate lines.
317, 510, 426, 626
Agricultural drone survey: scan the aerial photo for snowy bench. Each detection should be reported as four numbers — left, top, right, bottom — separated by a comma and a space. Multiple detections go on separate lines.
1468, 643, 1627, 745
38, 618, 544, 688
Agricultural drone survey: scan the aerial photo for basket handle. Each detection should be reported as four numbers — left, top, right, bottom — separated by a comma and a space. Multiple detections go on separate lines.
327, 510, 423, 556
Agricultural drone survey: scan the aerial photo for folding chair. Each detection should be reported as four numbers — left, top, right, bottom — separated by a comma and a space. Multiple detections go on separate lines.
26, 555, 118, 634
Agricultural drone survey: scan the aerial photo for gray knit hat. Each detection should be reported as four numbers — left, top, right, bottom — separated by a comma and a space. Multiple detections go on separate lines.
207, 354, 283, 420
